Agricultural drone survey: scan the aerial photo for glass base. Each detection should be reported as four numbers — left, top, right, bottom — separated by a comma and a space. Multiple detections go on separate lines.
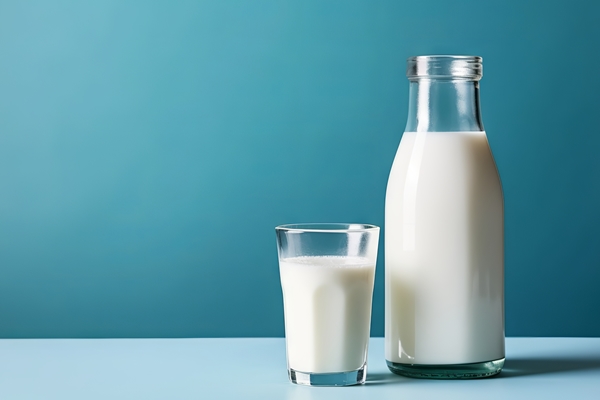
288, 363, 366, 386
386, 358, 504, 379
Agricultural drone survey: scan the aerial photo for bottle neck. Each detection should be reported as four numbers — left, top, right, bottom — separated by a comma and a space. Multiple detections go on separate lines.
405, 79, 484, 132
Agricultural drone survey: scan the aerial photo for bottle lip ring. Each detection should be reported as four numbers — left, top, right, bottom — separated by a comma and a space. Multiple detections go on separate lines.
407, 55, 483, 80
407, 55, 482, 61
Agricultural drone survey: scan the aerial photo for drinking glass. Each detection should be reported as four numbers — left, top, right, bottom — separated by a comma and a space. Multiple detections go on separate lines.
276, 223, 379, 386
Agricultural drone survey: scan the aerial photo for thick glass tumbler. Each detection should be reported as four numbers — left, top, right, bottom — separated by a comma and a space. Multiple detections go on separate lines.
276, 223, 380, 386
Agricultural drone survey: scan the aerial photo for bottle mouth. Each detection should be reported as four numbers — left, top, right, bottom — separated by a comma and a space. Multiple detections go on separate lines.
407, 55, 482, 80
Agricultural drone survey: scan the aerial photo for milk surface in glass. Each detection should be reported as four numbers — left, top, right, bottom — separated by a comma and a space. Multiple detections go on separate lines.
385, 130, 504, 365
280, 256, 375, 373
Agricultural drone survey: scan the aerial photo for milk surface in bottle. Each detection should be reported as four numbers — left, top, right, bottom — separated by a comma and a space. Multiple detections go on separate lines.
385, 56, 505, 378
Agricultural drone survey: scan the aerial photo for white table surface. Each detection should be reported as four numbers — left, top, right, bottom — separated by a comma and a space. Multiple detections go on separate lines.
0, 337, 598, 399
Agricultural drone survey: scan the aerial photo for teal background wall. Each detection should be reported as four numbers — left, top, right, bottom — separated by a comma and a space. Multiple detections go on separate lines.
1, 0, 599, 338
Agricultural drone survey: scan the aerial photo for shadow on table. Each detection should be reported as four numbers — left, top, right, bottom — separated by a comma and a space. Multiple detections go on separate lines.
365, 372, 406, 385
366, 357, 600, 382
500, 357, 600, 378
362, 356, 600, 383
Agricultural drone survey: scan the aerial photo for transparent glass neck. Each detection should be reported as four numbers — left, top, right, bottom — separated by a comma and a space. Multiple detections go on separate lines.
404, 56, 484, 132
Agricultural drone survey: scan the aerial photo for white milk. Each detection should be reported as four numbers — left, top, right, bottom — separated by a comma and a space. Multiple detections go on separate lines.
385, 131, 504, 365
280, 256, 375, 373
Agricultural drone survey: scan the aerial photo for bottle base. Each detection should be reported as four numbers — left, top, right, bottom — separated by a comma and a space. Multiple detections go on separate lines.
288, 363, 366, 386
386, 358, 504, 379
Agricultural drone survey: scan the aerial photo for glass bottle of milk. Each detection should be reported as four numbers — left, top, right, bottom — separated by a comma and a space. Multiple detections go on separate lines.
385, 55, 505, 378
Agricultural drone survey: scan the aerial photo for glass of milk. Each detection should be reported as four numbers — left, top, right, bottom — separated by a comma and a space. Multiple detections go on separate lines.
276, 223, 379, 386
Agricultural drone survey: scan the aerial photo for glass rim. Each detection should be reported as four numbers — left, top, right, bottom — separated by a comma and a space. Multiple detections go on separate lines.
275, 223, 379, 233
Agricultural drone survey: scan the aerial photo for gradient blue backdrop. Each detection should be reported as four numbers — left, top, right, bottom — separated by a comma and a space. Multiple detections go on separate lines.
1, 1, 599, 338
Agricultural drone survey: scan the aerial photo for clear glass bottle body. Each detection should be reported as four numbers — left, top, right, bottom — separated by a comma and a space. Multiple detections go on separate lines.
384, 56, 505, 378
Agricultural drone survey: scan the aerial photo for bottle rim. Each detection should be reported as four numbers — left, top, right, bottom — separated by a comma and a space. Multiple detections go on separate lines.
407, 55, 483, 80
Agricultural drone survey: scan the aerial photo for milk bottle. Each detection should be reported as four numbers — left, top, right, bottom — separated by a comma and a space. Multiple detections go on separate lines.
385, 56, 505, 378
